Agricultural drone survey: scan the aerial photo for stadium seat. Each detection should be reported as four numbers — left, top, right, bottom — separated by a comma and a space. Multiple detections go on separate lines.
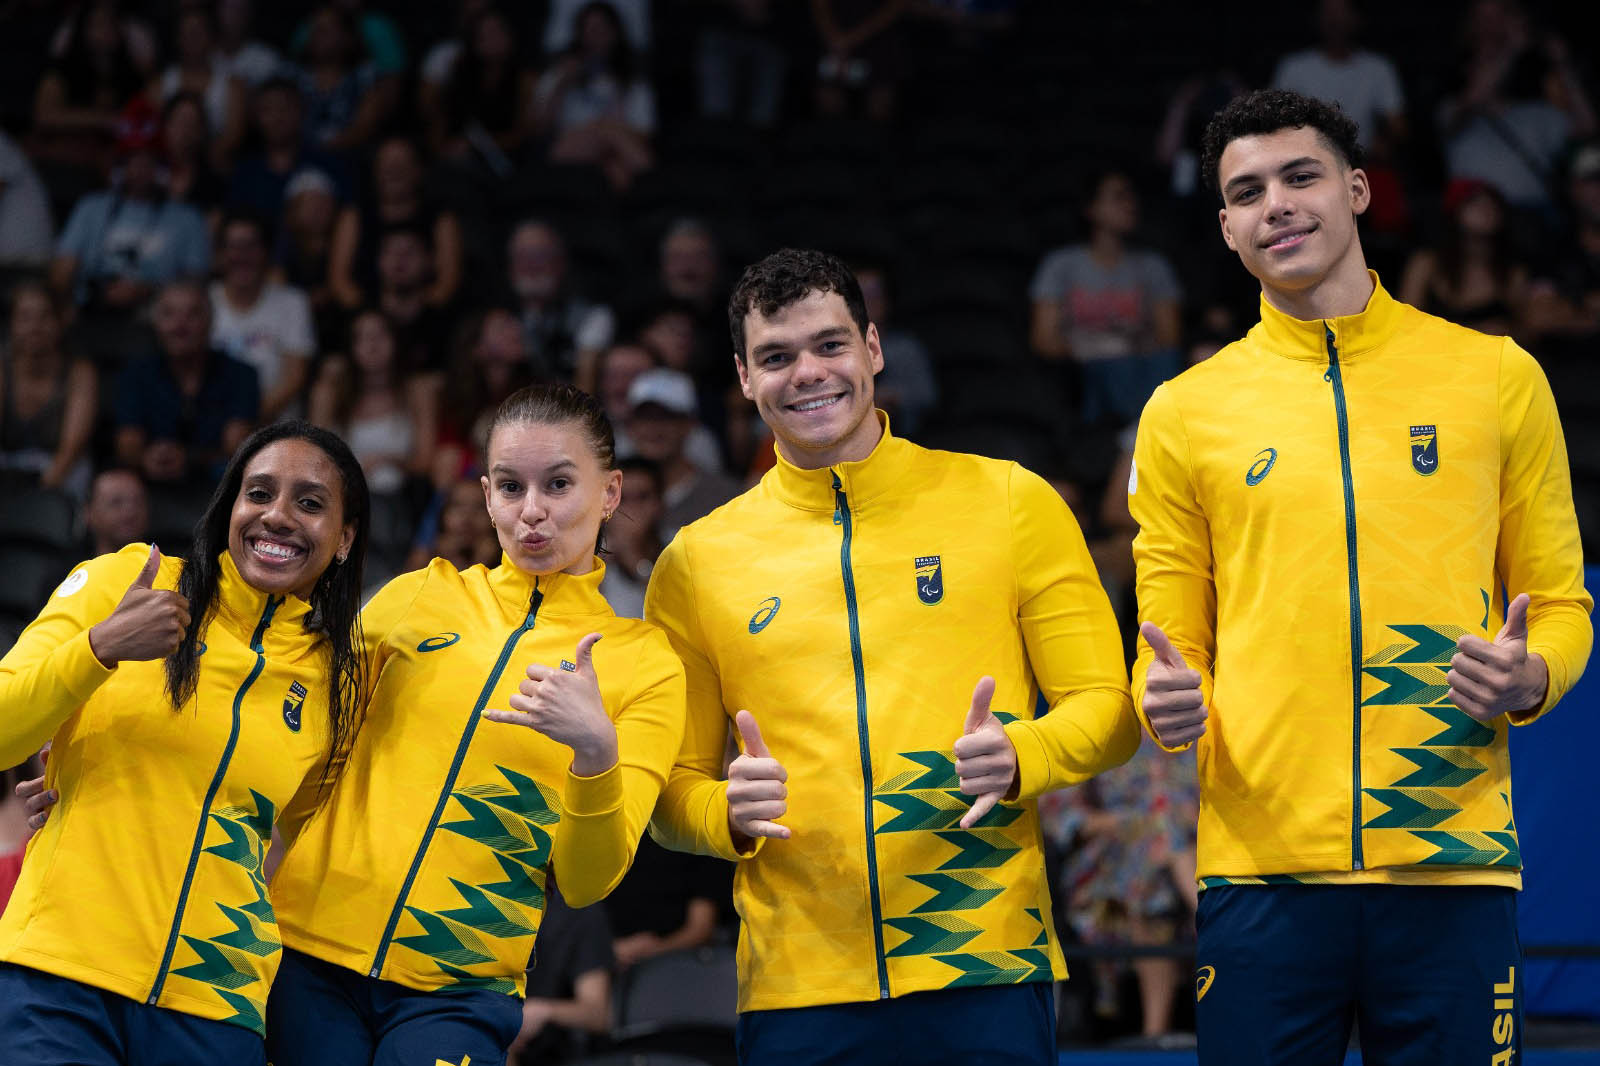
615, 945, 738, 1035
0, 486, 76, 550
0, 545, 75, 618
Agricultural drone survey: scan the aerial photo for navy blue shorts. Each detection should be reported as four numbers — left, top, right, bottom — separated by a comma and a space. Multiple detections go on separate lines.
736, 981, 1056, 1066
1194, 884, 1522, 1066
263, 948, 524, 1066
0, 961, 265, 1066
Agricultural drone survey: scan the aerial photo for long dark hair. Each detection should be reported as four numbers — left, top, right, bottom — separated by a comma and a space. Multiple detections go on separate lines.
165, 421, 371, 785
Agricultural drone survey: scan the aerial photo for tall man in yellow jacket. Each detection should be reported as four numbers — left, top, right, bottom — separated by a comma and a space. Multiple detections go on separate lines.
645, 248, 1140, 1064
1130, 89, 1592, 1066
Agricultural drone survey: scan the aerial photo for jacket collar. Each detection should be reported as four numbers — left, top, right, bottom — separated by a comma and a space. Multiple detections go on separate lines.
488, 554, 612, 619
214, 549, 312, 640
768, 411, 909, 512
1251, 270, 1405, 363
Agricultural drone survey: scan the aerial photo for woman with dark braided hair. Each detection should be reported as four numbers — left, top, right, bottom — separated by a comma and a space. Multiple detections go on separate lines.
0, 419, 371, 1066
263, 383, 685, 1065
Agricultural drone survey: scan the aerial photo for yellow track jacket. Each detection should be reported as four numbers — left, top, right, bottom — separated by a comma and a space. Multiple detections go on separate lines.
0, 544, 333, 1035
1130, 274, 1592, 889
646, 418, 1139, 1012
270, 556, 684, 997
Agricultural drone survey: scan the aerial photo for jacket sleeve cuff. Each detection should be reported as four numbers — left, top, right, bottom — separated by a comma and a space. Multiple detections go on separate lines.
56, 627, 117, 701
704, 782, 764, 862
1510, 645, 1563, 725
562, 761, 625, 819
1004, 719, 1052, 800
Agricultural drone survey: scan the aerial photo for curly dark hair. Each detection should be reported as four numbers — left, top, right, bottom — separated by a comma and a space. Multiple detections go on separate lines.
728, 248, 870, 362
1200, 89, 1363, 202
167, 421, 370, 792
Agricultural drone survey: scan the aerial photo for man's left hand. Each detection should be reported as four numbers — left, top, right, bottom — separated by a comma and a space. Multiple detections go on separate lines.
954, 676, 1018, 829
1448, 593, 1549, 723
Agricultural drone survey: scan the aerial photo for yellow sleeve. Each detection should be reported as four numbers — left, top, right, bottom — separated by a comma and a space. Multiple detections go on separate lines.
550, 629, 687, 906
643, 533, 756, 862
1128, 385, 1217, 751
0, 545, 145, 768
1002, 465, 1138, 799
1496, 340, 1593, 723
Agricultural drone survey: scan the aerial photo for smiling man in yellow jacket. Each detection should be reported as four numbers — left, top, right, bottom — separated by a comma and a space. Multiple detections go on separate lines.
1130, 90, 1592, 1066
645, 248, 1140, 1064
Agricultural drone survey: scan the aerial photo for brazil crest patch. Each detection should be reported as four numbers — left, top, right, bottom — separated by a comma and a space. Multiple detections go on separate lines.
283, 680, 307, 732
914, 555, 943, 605
1409, 424, 1439, 476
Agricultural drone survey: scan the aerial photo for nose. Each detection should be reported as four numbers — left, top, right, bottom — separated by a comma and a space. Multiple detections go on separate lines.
519, 489, 549, 526
260, 493, 294, 531
791, 347, 829, 386
1263, 179, 1295, 223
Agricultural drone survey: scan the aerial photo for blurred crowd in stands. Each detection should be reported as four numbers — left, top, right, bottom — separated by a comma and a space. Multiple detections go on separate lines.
1, 0, 1595, 1049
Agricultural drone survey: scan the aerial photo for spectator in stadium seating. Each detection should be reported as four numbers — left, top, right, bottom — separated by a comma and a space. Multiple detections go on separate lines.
0, 282, 95, 496
290, 0, 409, 77
1438, 0, 1595, 216
1040, 741, 1198, 1040
603, 833, 729, 971
158, 93, 225, 220
544, 0, 652, 54
1526, 142, 1600, 341
512, 880, 616, 1066
288, 5, 401, 152
211, 211, 315, 422
403, 473, 499, 573
509, 220, 616, 387
114, 281, 259, 484
1155, 69, 1247, 205
31, 1, 151, 176
374, 222, 455, 374
419, 0, 494, 99
49, 100, 210, 344
537, 1, 657, 192
1399, 179, 1528, 337
433, 306, 542, 486
598, 456, 664, 618
329, 136, 463, 312
1029, 169, 1182, 427
152, 6, 246, 170
216, 0, 281, 87
1, 753, 45, 916
658, 217, 723, 315
83, 467, 150, 556
277, 168, 344, 345
226, 78, 352, 221
854, 261, 938, 437
623, 368, 738, 540
594, 341, 656, 452
696, 0, 787, 128
427, 6, 540, 167
1270, 0, 1405, 155
810, 0, 911, 123
309, 309, 434, 497
0, 132, 56, 274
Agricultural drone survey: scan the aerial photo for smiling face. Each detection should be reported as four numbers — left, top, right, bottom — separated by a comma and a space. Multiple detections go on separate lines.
737, 289, 883, 469
481, 419, 622, 577
1217, 125, 1370, 311
227, 438, 354, 599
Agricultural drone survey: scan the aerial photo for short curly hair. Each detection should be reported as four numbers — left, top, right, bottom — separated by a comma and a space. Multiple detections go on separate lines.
728, 248, 869, 362
1200, 89, 1363, 202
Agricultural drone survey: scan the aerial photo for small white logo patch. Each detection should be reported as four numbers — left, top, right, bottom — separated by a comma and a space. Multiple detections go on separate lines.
56, 568, 89, 598
1128, 457, 1138, 496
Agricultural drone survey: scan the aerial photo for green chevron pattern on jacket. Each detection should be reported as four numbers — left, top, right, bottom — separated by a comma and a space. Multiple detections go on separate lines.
396, 765, 560, 988
934, 947, 1053, 988
167, 790, 279, 1034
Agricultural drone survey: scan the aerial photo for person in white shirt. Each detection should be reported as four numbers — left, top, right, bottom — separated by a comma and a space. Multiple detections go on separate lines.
1270, 0, 1405, 153
209, 211, 314, 420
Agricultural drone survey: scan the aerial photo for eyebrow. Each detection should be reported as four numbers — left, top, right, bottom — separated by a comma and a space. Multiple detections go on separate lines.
750, 326, 852, 359
1223, 156, 1325, 198
245, 474, 331, 496
489, 459, 578, 476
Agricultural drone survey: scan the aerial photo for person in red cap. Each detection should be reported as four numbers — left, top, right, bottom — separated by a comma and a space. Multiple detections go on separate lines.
49, 96, 212, 361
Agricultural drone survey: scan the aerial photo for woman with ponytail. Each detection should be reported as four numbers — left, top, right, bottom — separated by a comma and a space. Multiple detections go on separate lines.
0, 420, 371, 1066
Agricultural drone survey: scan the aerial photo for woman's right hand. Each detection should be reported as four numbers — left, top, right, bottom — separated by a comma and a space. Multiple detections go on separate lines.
16, 773, 55, 834
86, 546, 191, 668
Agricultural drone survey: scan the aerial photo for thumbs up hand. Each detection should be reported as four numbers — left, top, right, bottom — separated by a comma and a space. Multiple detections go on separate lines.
953, 677, 1017, 829
87, 546, 191, 667
487, 633, 619, 775
1448, 593, 1549, 723
1140, 622, 1208, 747
726, 710, 791, 845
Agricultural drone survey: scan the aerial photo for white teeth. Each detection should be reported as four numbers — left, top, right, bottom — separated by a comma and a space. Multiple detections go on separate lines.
254, 540, 302, 560
794, 395, 841, 412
